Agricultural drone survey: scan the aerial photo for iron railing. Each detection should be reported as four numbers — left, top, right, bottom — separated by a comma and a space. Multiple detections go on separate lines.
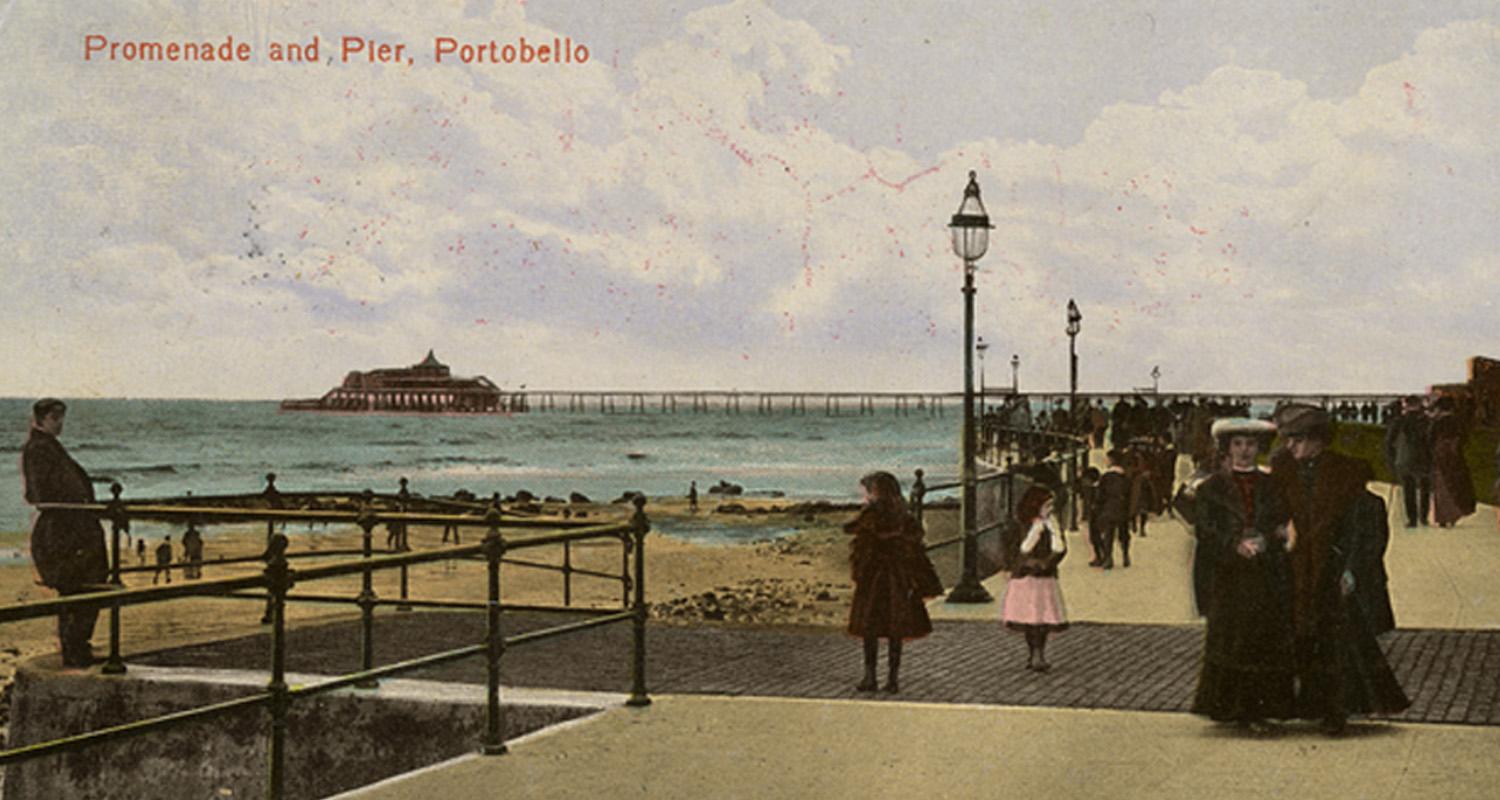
912, 423, 1092, 574
0, 482, 652, 799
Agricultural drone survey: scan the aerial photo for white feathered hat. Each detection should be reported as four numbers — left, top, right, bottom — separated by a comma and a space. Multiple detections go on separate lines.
1210, 417, 1276, 438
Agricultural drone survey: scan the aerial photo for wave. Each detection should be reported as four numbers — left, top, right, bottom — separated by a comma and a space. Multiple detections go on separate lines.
415, 454, 514, 466
104, 463, 187, 475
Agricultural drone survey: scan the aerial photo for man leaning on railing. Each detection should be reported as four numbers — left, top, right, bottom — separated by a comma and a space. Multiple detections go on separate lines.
20, 397, 110, 668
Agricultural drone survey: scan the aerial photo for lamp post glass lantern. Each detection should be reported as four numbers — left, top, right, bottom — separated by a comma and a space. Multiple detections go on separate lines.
947, 171, 994, 604
1011, 354, 1019, 394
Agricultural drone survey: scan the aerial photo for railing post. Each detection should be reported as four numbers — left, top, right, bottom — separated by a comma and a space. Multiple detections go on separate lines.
563, 540, 573, 607
1068, 449, 1080, 532
909, 469, 926, 528
396, 477, 412, 613
627, 496, 651, 708
264, 532, 292, 800
356, 490, 380, 689
481, 507, 508, 755
103, 482, 127, 675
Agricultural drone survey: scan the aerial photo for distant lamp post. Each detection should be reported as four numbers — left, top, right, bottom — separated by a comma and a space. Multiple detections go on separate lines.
1066, 299, 1082, 419
1151, 365, 1161, 394
977, 337, 989, 415
947, 170, 994, 604
1011, 354, 1020, 394
1065, 299, 1083, 533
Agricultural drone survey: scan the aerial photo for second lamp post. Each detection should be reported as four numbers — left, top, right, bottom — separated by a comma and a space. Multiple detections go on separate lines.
947, 171, 994, 604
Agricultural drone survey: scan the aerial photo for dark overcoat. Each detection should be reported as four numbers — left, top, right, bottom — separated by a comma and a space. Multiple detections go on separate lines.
845, 506, 934, 640
22, 428, 109, 589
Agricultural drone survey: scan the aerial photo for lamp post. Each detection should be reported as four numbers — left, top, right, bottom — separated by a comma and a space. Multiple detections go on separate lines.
1010, 354, 1020, 395
1065, 300, 1083, 533
1066, 299, 1082, 420
947, 170, 994, 604
1152, 365, 1161, 394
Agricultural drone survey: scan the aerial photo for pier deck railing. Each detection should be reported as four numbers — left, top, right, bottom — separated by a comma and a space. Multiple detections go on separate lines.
0, 485, 652, 799
913, 424, 1092, 577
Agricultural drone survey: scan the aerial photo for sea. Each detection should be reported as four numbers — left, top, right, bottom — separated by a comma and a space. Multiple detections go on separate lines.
0, 398, 962, 551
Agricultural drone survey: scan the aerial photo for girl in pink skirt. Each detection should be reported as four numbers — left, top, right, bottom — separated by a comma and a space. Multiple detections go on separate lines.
1002, 485, 1069, 671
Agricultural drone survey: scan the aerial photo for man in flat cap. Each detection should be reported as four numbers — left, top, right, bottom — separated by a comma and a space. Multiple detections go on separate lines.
1383, 395, 1433, 528
1263, 403, 1408, 734
21, 398, 109, 668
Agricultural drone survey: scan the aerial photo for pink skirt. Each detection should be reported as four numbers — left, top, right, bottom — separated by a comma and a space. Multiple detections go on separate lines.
1001, 575, 1068, 631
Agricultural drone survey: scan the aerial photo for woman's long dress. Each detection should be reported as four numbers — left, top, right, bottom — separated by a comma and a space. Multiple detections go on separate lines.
1431, 413, 1476, 525
1190, 470, 1296, 722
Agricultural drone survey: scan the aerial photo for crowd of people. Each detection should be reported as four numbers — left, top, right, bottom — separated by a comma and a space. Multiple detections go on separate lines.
842, 394, 1494, 736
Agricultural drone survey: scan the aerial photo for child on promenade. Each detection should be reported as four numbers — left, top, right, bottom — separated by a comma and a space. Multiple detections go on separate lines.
1002, 485, 1069, 671
845, 471, 940, 693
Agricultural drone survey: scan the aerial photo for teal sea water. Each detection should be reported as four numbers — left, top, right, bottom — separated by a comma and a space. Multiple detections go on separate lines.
0, 398, 961, 540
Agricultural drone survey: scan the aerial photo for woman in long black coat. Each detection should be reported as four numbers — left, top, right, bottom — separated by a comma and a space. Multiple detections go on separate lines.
846, 471, 937, 693
1190, 418, 1296, 731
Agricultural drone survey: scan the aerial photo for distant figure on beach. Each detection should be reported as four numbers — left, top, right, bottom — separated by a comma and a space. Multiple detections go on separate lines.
845, 471, 940, 693
136, 538, 147, 566
153, 536, 173, 584
1001, 486, 1068, 672
182, 524, 204, 580
21, 398, 109, 668
688, 480, 699, 512
1428, 396, 1475, 527
1190, 418, 1294, 733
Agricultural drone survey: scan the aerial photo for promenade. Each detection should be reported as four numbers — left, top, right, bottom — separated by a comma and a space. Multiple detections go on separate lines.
122, 480, 1500, 798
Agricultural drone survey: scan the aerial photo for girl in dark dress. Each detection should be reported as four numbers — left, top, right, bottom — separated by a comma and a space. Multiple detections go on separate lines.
1190, 418, 1295, 732
846, 471, 936, 693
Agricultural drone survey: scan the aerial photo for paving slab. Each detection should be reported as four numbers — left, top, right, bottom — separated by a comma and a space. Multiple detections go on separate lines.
335, 696, 1500, 800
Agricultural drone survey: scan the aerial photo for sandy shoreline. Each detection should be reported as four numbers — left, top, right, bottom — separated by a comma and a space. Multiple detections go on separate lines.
0, 495, 888, 740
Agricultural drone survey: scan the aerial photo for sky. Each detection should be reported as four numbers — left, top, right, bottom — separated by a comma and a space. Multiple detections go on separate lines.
1, 0, 1496, 399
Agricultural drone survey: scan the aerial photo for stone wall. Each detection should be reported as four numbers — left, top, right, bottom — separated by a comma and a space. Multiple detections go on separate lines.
4, 662, 596, 799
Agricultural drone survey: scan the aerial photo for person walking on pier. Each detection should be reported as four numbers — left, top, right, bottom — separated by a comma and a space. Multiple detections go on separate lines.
136, 537, 147, 566
845, 471, 938, 694
1002, 485, 1069, 671
1428, 396, 1476, 527
21, 398, 109, 668
1265, 404, 1409, 735
1090, 450, 1131, 569
1190, 418, 1294, 732
1384, 396, 1432, 528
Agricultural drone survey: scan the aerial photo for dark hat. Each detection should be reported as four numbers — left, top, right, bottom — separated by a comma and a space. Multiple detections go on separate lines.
1274, 404, 1329, 437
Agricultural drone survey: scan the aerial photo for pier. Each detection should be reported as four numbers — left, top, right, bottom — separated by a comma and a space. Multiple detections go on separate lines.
517, 390, 952, 416
510, 389, 1414, 416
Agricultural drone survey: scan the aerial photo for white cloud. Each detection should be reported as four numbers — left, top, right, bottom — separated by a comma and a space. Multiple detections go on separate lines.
1, 2, 1497, 398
